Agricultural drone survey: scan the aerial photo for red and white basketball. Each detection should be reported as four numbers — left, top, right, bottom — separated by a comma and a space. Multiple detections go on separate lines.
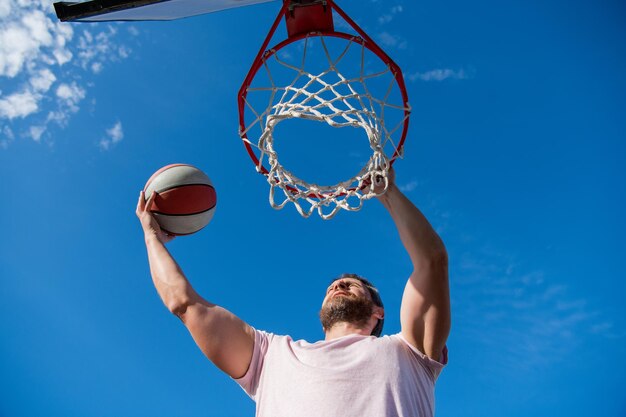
143, 164, 217, 235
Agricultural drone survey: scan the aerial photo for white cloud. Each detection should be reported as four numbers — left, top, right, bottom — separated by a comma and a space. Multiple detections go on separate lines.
91, 62, 103, 74
0, 0, 11, 18
28, 124, 45, 141
399, 179, 418, 192
76, 26, 128, 72
555, 299, 587, 311
0, 0, 133, 147
453, 248, 619, 370
107, 121, 123, 142
0, 90, 39, 119
99, 120, 123, 150
590, 322, 617, 336
56, 82, 84, 102
29, 68, 56, 92
1, 124, 15, 148
378, 5, 403, 24
408, 68, 471, 82
0, 24, 37, 77
22, 10, 53, 46
118, 45, 130, 59
55, 82, 86, 118
53, 47, 72, 65
377, 32, 407, 50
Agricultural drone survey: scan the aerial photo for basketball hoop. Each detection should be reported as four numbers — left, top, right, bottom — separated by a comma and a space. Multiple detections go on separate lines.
238, 0, 410, 219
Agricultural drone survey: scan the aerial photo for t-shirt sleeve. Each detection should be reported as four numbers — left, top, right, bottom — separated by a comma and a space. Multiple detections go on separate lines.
395, 333, 448, 382
233, 328, 272, 399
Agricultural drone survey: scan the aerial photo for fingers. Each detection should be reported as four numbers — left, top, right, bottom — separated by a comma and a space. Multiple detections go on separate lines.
145, 190, 157, 211
136, 191, 145, 216
136, 190, 157, 218
388, 167, 396, 185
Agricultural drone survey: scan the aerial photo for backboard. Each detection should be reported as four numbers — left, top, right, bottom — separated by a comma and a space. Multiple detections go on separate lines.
53, 0, 275, 22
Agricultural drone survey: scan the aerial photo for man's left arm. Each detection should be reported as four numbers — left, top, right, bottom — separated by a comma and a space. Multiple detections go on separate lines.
378, 170, 451, 360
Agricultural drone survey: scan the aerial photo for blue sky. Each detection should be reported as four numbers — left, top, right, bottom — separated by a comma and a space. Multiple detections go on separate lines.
1, 0, 625, 416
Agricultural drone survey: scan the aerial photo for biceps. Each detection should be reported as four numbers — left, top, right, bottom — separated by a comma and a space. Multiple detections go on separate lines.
181, 303, 255, 379
400, 264, 451, 359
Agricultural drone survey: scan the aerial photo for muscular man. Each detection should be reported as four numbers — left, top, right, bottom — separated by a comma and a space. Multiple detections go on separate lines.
136, 169, 450, 417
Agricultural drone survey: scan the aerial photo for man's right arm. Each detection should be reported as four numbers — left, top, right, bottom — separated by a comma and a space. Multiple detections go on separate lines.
138, 191, 255, 379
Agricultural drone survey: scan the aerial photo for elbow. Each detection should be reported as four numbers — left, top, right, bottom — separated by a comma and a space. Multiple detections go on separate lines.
412, 248, 448, 277
433, 236, 448, 263
419, 235, 448, 268
430, 246, 448, 265
425, 247, 449, 269
166, 296, 192, 318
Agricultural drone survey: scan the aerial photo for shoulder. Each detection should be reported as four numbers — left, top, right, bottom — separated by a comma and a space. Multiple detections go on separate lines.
388, 333, 448, 380
233, 329, 285, 395
390, 333, 447, 363
249, 329, 298, 352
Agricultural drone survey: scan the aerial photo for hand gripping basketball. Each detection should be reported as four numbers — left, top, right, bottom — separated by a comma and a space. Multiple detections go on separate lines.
136, 191, 175, 244
142, 164, 217, 235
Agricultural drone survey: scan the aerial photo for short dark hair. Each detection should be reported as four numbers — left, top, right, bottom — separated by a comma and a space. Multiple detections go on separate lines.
330, 273, 384, 337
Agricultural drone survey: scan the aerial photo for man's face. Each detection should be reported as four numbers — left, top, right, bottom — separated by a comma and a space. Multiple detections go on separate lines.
322, 278, 372, 305
319, 278, 376, 332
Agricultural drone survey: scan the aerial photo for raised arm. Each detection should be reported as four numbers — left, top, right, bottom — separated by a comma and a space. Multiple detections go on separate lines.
377, 171, 451, 360
136, 191, 255, 378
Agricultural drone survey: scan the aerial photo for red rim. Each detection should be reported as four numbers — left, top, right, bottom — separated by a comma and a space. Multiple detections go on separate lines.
237, 0, 409, 196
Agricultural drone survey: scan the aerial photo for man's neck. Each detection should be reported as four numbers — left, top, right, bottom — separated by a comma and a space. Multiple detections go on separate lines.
324, 322, 372, 341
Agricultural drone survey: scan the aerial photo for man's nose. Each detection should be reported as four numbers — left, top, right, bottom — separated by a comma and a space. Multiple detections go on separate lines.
333, 281, 349, 290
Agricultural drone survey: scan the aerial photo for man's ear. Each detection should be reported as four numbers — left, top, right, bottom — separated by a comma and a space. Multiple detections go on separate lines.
373, 306, 384, 320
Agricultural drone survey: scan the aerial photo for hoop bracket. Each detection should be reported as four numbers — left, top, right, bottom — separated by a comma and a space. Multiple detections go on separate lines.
285, 0, 334, 38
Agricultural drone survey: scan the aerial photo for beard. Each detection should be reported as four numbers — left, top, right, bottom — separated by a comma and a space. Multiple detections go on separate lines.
319, 294, 374, 332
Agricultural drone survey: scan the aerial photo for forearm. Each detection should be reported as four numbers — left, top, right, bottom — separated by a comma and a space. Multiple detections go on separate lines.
378, 184, 447, 267
144, 235, 199, 315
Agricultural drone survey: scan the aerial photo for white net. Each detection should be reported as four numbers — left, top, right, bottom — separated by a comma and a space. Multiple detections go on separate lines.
240, 33, 410, 219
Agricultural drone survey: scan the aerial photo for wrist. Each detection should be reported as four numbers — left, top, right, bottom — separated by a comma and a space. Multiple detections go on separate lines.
144, 232, 162, 245
377, 183, 400, 206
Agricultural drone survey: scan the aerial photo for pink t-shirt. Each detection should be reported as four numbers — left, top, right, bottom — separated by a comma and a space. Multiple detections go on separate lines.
235, 329, 446, 417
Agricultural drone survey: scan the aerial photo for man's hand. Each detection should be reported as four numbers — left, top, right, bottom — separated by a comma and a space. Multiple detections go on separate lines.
363, 167, 397, 196
136, 191, 175, 244
374, 167, 396, 198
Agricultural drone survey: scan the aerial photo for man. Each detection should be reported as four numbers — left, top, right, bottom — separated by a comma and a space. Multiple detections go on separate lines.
136, 169, 450, 417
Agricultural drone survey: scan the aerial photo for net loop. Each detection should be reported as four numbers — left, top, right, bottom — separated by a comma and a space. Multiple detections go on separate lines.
240, 33, 409, 219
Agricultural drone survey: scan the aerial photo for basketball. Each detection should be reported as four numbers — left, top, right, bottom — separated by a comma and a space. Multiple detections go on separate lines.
143, 164, 217, 235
